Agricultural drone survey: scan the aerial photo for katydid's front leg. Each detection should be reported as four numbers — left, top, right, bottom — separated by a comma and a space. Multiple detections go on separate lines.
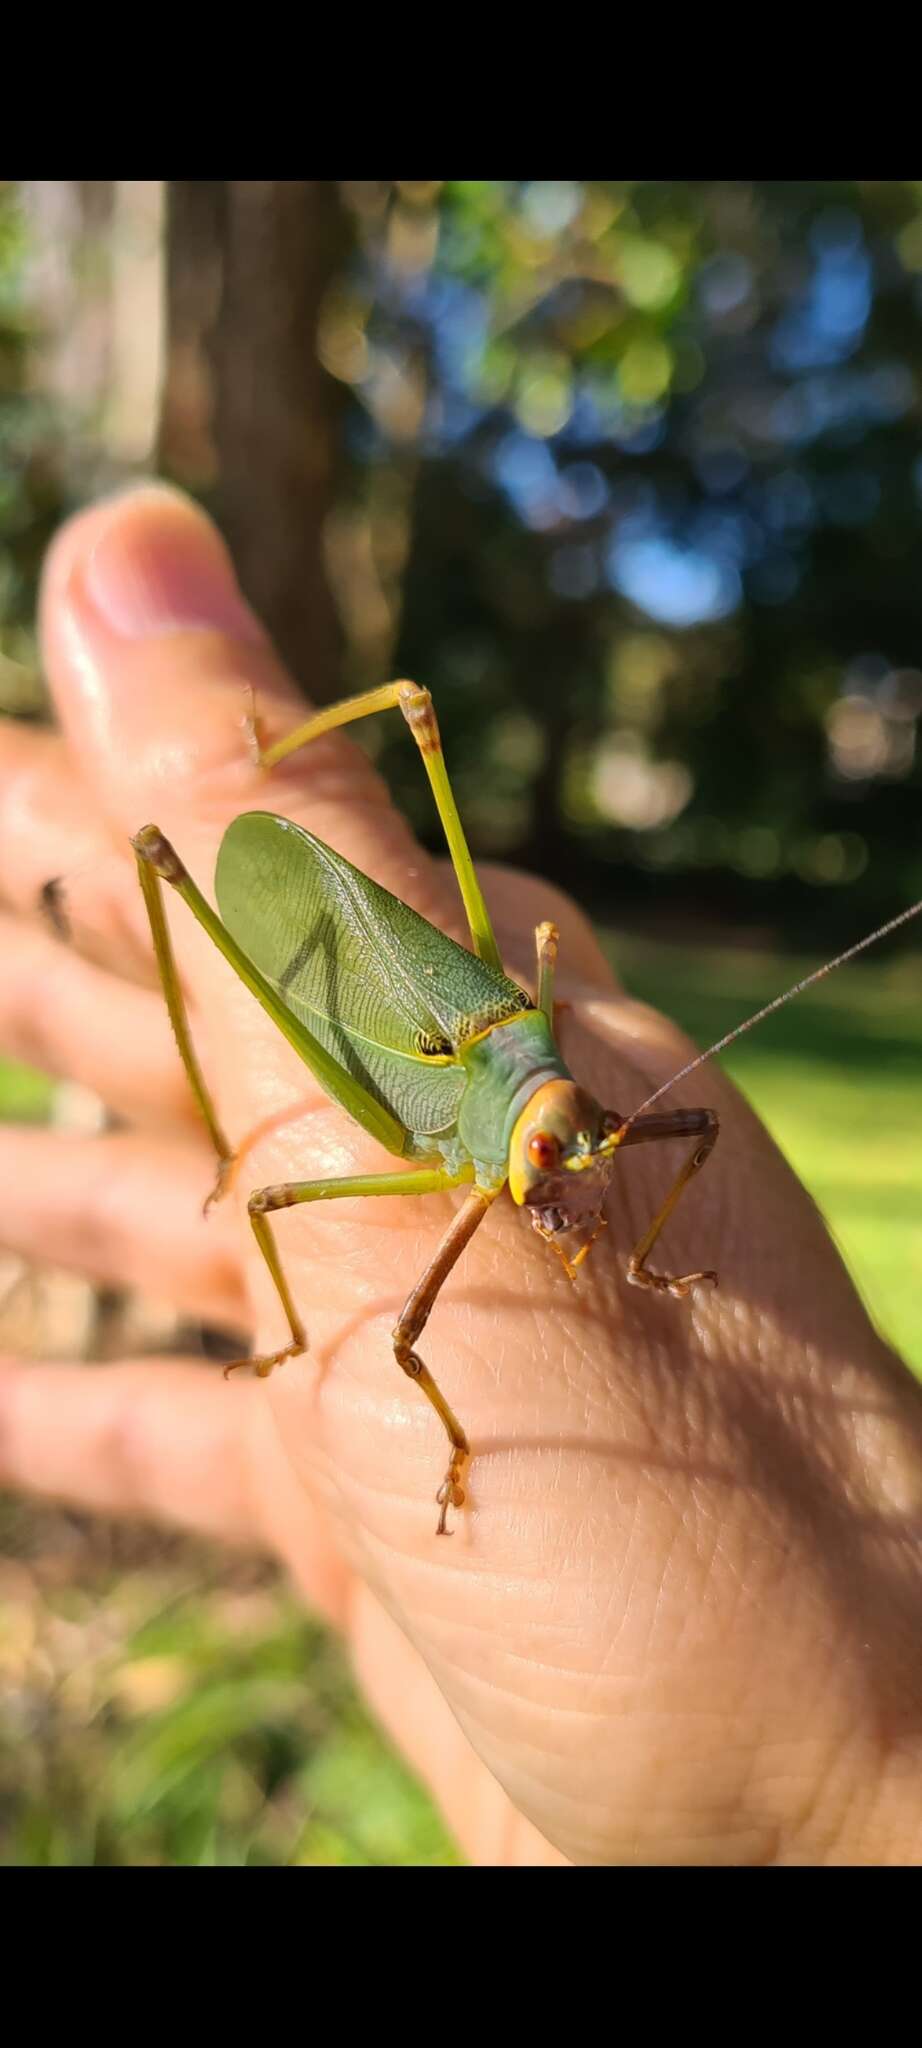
239, 1170, 491, 1534
616, 1107, 720, 1298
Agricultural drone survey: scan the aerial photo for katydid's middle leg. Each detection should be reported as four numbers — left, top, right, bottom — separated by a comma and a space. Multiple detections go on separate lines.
234, 1166, 488, 1533
231, 1164, 476, 1375
391, 1186, 498, 1532
241, 1166, 488, 1532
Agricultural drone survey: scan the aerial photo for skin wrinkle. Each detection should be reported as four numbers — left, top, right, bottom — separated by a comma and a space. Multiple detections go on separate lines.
757, 1728, 853, 1849
465, 1541, 612, 1670
631, 1522, 703, 1668
422, 1571, 637, 1698
644, 1502, 707, 1654
433, 1680, 625, 1800
346, 1583, 568, 1865
458, 1738, 626, 1855
763, 1728, 871, 1862
442, 1712, 731, 1865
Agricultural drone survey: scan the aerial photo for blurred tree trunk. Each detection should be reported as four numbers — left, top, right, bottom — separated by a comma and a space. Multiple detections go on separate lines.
158, 180, 351, 701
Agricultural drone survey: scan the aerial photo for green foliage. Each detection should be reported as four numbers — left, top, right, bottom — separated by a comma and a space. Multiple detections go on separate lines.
333, 181, 922, 934
0, 1538, 460, 1866
0, 182, 74, 714
612, 933, 922, 1375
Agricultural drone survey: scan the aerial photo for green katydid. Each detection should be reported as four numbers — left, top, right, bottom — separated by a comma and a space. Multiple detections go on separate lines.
131, 679, 922, 1534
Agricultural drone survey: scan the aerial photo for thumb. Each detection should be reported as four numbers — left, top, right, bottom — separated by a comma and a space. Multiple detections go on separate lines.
37, 480, 453, 1154
38, 482, 427, 899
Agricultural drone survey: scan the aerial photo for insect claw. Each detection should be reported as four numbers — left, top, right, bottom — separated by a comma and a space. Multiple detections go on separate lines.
667, 1269, 719, 1299
435, 1456, 468, 1534
222, 1338, 306, 1381
203, 1157, 237, 1215
627, 1265, 719, 1299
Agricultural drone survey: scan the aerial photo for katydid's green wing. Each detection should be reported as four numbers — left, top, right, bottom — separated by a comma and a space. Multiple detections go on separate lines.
215, 813, 530, 1143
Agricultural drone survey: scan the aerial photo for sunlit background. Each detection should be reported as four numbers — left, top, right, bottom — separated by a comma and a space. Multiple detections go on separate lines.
2, 179, 922, 1864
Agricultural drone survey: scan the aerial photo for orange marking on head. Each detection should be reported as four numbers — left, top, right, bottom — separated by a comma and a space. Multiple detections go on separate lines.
508, 1077, 602, 1205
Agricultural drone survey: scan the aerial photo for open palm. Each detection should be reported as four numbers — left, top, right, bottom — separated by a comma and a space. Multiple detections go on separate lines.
2, 484, 922, 1866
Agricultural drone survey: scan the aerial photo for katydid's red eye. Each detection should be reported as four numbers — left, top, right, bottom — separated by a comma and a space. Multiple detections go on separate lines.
527, 1132, 559, 1170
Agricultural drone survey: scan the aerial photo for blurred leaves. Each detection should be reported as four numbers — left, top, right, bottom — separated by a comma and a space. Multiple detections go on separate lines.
615, 930, 922, 1379
7, 178, 922, 923
0, 1513, 460, 1866
322, 179, 922, 930
0, 180, 162, 717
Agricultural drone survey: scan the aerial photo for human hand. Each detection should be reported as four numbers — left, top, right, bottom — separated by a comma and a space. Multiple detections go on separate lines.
2, 484, 922, 1866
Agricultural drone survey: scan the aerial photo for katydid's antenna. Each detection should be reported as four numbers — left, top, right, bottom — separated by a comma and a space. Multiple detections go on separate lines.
621, 895, 922, 1129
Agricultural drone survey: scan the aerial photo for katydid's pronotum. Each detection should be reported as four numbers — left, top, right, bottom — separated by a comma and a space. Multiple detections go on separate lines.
129, 681, 922, 1534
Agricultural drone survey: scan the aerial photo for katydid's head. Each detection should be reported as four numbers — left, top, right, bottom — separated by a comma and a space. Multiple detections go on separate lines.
508, 1079, 624, 1248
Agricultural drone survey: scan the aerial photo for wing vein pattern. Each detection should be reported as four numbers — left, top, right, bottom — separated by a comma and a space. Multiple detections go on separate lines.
215, 813, 530, 1142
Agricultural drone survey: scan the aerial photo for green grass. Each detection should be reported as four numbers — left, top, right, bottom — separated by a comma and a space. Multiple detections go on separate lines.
0, 1521, 461, 1867
607, 934, 922, 1377
2, 931, 921, 1864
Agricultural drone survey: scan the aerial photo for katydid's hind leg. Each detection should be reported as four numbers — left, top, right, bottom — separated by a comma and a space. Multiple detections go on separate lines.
255, 680, 503, 972
617, 1107, 719, 1299
135, 823, 288, 1216
133, 830, 235, 1210
392, 1187, 496, 1533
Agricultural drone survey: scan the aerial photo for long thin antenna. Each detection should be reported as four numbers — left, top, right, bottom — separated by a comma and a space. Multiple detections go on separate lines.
619, 894, 922, 1130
